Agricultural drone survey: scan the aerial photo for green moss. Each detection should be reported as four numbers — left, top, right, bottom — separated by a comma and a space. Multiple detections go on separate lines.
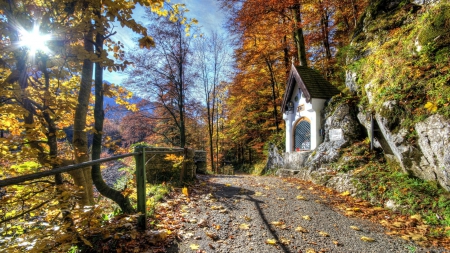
418, 4, 450, 49
349, 2, 450, 133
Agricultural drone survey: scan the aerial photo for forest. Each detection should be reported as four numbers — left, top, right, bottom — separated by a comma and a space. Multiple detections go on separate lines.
1, 0, 450, 251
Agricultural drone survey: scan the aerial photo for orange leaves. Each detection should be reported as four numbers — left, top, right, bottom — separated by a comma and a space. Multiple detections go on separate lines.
138, 36, 155, 49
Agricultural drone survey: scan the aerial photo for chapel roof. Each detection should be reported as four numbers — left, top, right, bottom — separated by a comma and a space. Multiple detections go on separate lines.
281, 65, 340, 112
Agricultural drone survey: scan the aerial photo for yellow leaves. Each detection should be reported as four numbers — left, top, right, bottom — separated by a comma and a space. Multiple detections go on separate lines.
138, 36, 155, 49
424, 101, 438, 112
340, 191, 351, 196
210, 205, 223, 210
270, 221, 286, 229
295, 226, 308, 233
318, 231, 329, 237
302, 215, 311, 220
265, 238, 277, 245
280, 238, 291, 245
225, 183, 231, 187
189, 244, 199, 250
182, 187, 189, 197
360, 236, 376, 242
296, 195, 307, 200
239, 223, 250, 230
410, 214, 422, 221
350, 226, 361, 231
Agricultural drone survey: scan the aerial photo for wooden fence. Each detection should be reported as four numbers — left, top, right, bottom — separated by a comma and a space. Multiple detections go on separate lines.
0, 146, 205, 230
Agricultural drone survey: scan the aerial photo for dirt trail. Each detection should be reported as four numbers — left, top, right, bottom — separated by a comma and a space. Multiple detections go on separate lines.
165, 175, 446, 253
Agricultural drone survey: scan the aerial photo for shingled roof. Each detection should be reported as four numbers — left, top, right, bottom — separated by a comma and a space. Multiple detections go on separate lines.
282, 65, 340, 112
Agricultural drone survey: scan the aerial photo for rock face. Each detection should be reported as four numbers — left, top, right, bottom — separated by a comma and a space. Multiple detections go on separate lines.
307, 100, 364, 170
264, 143, 284, 174
346, 0, 450, 191
277, 98, 364, 195
415, 115, 450, 191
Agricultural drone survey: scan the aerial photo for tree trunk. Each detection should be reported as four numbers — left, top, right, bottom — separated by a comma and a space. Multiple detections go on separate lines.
265, 57, 280, 133
70, 28, 95, 206
207, 102, 215, 173
291, 3, 308, 67
91, 26, 134, 214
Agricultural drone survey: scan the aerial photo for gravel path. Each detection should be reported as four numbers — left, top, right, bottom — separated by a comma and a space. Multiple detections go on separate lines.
165, 174, 447, 253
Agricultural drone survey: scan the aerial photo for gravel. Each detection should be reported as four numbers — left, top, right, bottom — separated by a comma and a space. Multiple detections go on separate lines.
165, 174, 447, 253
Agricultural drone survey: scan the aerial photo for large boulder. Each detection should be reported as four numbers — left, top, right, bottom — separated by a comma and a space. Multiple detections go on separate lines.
307, 98, 364, 170
415, 115, 450, 191
264, 143, 284, 174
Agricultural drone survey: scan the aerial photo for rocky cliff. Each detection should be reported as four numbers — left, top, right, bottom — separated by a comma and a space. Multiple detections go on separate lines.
277, 0, 450, 222
347, 0, 450, 191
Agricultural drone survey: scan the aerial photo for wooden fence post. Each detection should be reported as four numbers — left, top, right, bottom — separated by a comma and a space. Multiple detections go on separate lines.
134, 146, 146, 230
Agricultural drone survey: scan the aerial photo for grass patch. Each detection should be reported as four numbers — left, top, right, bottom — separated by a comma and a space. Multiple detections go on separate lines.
146, 184, 172, 217
354, 161, 450, 233
330, 139, 450, 236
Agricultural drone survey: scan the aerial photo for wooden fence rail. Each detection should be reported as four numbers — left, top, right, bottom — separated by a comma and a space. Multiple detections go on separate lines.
0, 146, 186, 230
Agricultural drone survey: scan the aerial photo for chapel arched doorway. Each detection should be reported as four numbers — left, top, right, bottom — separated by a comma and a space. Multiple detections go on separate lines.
294, 119, 311, 151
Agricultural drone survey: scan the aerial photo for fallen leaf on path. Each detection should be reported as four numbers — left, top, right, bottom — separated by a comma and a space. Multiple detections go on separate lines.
306, 248, 316, 253
243, 215, 252, 221
332, 240, 339, 246
239, 223, 250, 230
211, 205, 222, 210
206, 232, 219, 240
350, 226, 361, 231
302, 215, 311, 220
280, 238, 291, 245
182, 187, 189, 196
340, 191, 350, 196
410, 233, 427, 241
265, 239, 277, 245
270, 221, 284, 226
392, 221, 404, 228
276, 197, 285, 200
255, 192, 263, 196
295, 226, 308, 233
361, 236, 375, 242
189, 244, 199, 250
318, 231, 329, 237
296, 195, 307, 200
296, 186, 302, 189
308, 187, 314, 190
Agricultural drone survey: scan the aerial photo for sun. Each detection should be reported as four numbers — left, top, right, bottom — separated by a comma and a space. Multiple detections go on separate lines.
19, 25, 51, 55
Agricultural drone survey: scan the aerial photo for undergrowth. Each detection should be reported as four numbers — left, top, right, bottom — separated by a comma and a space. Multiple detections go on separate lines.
335, 142, 450, 237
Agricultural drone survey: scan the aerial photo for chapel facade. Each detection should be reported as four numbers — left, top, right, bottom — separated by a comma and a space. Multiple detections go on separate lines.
281, 65, 340, 153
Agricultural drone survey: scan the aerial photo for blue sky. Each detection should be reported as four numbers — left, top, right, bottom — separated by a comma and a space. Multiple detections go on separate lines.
104, 0, 228, 85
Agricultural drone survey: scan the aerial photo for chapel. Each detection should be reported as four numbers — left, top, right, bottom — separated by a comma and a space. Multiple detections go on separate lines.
281, 65, 340, 153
